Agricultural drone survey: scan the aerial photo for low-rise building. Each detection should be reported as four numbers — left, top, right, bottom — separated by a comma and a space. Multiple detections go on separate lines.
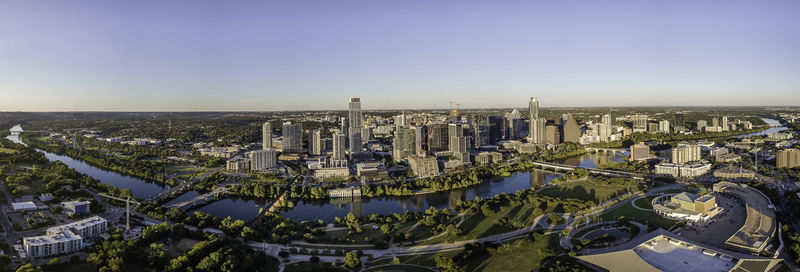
61, 201, 91, 215
407, 155, 439, 178
652, 192, 721, 222
355, 162, 389, 182
714, 166, 755, 179
226, 156, 250, 172
23, 216, 108, 258
329, 187, 362, 198
655, 161, 711, 178
475, 152, 503, 165
11, 201, 38, 212
313, 167, 350, 180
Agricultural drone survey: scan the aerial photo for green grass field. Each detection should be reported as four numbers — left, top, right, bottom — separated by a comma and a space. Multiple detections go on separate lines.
13, 178, 46, 195
467, 234, 562, 271
421, 204, 543, 245
0, 147, 18, 154
538, 178, 636, 203
364, 264, 434, 272
284, 262, 348, 272
633, 196, 654, 209
599, 202, 676, 229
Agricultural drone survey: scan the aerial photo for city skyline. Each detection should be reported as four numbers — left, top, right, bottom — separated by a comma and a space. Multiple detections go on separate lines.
2, 0, 800, 111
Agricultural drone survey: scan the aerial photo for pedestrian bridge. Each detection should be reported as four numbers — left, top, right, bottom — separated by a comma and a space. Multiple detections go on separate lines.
530, 161, 647, 181
584, 147, 627, 154
165, 183, 236, 210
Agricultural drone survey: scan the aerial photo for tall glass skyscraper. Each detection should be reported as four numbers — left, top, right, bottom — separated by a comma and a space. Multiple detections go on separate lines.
348, 97, 362, 154
529, 97, 544, 143
262, 122, 272, 150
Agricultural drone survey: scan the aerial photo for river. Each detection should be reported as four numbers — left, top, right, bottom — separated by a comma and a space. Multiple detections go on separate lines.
5, 133, 168, 199
191, 151, 627, 222
6, 124, 628, 222
735, 118, 787, 138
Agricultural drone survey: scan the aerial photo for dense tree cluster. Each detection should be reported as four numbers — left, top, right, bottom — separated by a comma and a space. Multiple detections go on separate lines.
21, 134, 169, 184
87, 223, 273, 272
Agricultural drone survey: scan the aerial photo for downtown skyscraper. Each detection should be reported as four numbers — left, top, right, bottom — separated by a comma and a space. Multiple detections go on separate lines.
529, 97, 545, 144
262, 122, 272, 150
348, 97, 363, 155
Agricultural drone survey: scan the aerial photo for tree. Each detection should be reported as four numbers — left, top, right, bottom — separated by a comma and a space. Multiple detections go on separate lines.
147, 243, 168, 267
434, 256, 463, 272
0, 255, 11, 267
15, 264, 43, 272
344, 252, 361, 269
309, 255, 320, 264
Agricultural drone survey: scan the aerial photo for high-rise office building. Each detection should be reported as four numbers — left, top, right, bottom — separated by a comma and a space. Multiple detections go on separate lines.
309, 130, 322, 156
675, 113, 686, 130
561, 115, 580, 143
545, 123, 560, 145
282, 123, 302, 153
672, 143, 701, 164
529, 117, 545, 144
697, 120, 707, 131
393, 126, 416, 161
488, 116, 506, 144
412, 126, 428, 157
602, 114, 612, 128
722, 116, 729, 131
632, 114, 648, 132
776, 149, 800, 168
712, 117, 719, 128
348, 97, 363, 154
428, 123, 449, 152
630, 143, 651, 161
361, 127, 373, 144
448, 123, 467, 153
247, 149, 277, 170
528, 97, 545, 143
529, 97, 539, 120
262, 122, 272, 150
658, 120, 670, 133
332, 133, 346, 160
395, 112, 407, 127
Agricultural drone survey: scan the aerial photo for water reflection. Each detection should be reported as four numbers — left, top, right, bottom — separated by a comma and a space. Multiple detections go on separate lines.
5, 134, 167, 199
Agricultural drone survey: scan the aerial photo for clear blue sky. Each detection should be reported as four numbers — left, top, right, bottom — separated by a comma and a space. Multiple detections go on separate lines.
1, 0, 799, 111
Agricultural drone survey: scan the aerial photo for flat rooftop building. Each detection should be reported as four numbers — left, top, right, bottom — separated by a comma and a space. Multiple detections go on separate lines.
23, 216, 108, 258
713, 181, 777, 254
578, 229, 783, 272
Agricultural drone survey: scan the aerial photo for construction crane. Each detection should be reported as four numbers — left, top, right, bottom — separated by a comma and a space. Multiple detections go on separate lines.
98, 193, 140, 231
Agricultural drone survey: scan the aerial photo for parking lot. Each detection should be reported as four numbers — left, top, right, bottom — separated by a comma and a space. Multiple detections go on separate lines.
678, 194, 746, 248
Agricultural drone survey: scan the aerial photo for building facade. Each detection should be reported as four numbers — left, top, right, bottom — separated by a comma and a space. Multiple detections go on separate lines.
348, 97, 363, 154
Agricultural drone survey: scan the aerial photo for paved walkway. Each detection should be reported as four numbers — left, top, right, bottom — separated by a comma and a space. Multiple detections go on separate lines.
630, 196, 653, 211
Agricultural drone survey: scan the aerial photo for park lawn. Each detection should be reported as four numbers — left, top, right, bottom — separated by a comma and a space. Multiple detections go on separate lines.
364, 264, 434, 272
634, 196, 654, 209
178, 171, 209, 180
469, 234, 563, 272
14, 178, 46, 195
166, 165, 209, 175
537, 178, 636, 203
320, 227, 387, 244
284, 262, 347, 272
599, 202, 676, 229
421, 205, 526, 245
0, 147, 18, 154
